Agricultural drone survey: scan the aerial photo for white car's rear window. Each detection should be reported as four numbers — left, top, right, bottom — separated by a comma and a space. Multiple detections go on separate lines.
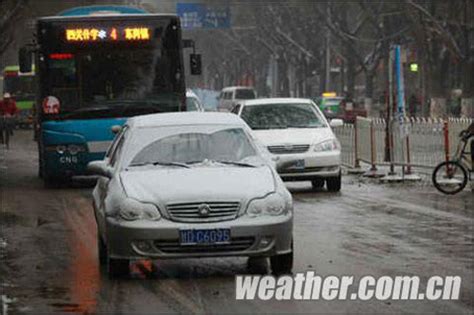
241, 103, 326, 130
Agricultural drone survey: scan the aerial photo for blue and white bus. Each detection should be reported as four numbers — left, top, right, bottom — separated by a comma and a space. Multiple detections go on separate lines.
20, 6, 190, 185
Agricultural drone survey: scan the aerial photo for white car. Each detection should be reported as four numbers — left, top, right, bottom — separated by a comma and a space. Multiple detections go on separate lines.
88, 112, 293, 277
234, 98, 343, 191
217, 86, 256, 112
186, 89, 204, 111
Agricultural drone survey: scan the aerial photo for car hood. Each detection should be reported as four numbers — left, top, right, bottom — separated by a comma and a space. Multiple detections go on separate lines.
120, 166, 276, 205
252, 127, 335, 146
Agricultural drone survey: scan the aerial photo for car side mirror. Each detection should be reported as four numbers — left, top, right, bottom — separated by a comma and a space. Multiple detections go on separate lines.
111, 125, 122, 134
19, 46, 33, 73
329, 119, 344, 128
87, 161, 113, 178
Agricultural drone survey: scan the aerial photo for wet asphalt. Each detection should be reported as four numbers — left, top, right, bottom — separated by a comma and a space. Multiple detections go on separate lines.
0, 131, 473, 314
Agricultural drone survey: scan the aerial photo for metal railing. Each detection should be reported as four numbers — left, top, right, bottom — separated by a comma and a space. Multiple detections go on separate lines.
335, 123, 356, 168
334, 116, 473, 172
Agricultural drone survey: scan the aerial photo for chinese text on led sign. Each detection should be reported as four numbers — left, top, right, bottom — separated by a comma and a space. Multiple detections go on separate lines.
65, 27, 150, 42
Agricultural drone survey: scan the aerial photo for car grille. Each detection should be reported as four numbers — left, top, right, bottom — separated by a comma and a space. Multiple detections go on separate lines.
166, 201, 240, 223
154, 237, 255, 254
267, 144, 310, 154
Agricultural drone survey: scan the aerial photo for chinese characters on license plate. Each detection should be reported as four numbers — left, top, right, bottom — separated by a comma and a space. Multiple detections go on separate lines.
180, 229, 231, 245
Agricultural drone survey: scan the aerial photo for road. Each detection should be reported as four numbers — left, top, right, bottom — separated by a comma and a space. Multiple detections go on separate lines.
1, 131, 473, 314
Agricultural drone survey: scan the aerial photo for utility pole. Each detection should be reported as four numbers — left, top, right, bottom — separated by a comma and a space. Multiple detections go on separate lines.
386, 47, 395, 174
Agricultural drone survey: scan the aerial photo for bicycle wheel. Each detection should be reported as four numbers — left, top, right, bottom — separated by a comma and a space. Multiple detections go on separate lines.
432, 161, 468, 195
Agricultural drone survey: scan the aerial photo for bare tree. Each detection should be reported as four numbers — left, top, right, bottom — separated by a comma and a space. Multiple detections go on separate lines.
0, 0, 27, 56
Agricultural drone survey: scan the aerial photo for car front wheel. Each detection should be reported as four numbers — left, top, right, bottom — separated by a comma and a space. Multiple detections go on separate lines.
270, 246, 293, 275
98, 234, 107, 266
311, 179, 325, 190
108, 258, 129, 278
326, 172, 342, 192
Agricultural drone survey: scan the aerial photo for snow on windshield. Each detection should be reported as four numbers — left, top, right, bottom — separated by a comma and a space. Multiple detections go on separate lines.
127, 126, 258, 166
241, 103, 326, 130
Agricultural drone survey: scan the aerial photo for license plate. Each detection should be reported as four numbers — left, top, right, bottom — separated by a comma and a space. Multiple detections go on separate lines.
290, 159, 305, 170
179, 229, 231, 245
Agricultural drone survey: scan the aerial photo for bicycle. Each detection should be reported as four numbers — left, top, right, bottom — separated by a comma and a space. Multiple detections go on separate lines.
432, 129, 473, 195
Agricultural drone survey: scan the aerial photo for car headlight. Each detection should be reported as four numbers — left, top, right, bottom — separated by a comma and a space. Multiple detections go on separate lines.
246, 192, 290, 217
314, 139, 341, 152
118, 198, 162, 221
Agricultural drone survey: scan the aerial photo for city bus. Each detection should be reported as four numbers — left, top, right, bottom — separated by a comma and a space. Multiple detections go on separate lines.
3, 65, 36, 128
19, 6, 194, 185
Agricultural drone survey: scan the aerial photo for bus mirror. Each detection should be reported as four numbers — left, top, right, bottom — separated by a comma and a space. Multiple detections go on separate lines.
190, 54, 202, 75
19, 47, 33, 73
111, 125, 122, 134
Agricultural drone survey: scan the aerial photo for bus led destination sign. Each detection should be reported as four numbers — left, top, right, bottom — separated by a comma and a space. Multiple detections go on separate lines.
65, 27, 151, 42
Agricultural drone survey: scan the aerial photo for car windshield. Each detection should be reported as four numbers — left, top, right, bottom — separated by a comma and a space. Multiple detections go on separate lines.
241, 103, 326, 130
128, 126, 258, 167
324, 98, 343, 107
235, 89, 256, 100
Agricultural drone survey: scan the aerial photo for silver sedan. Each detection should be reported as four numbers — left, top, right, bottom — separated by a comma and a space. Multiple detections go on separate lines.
88, 112, 293, 277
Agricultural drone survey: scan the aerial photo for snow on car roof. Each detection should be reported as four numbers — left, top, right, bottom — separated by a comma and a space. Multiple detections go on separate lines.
129, 112, 246, 128
239, 98, 314, 106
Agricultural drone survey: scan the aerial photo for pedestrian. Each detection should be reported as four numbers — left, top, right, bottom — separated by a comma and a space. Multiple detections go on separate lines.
0, 93, 19, 149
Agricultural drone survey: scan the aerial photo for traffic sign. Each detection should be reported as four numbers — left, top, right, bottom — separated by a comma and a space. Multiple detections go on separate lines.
177, 3, 231, 29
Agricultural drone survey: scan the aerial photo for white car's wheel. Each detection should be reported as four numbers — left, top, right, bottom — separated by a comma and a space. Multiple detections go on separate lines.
326, 172, 341, 192
311, 179, 325, 190
108, 258, 129, 278
270, 241, 293, 275
98, 234, 107, 266
247, 257, 268, 274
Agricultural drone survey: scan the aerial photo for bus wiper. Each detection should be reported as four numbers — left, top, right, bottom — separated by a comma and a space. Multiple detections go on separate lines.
128, 161, 190, 168
122, 104, 162, 116
60, 106, 120, 119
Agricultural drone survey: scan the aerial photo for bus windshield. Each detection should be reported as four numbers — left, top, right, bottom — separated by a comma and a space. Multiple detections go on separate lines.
38, 17, 185, 119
